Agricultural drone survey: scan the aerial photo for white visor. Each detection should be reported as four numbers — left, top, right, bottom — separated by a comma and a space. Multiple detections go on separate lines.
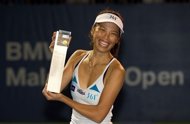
94, 13, 124, 34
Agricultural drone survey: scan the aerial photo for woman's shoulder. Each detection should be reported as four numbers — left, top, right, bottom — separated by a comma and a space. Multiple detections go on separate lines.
71, 49, 89, 58
111, 58, 125, 74
68, 49, 89, 65
73, 49, 87, 55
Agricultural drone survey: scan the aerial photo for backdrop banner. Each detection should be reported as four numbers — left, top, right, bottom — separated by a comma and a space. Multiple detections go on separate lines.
0, 4, 190, 122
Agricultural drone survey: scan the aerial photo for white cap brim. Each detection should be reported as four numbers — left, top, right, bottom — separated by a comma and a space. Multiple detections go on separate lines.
94, 13, 124, 34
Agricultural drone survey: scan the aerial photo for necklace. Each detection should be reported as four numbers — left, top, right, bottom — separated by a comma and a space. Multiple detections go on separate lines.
87, 51, 113, 69
88, 53, 94, 68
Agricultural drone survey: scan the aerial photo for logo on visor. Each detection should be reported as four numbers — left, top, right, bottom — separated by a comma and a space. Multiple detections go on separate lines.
109, 15, 117, 20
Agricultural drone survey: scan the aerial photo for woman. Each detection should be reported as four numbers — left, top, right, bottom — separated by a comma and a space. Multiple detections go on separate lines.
42, 8, 126, 124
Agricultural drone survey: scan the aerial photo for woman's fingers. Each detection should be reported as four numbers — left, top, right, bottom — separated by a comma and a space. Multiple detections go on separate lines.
49, 32, 56, 53
42, 83, 52, 100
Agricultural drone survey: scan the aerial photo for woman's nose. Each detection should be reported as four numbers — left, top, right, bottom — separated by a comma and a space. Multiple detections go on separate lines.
103, 32, 109, 40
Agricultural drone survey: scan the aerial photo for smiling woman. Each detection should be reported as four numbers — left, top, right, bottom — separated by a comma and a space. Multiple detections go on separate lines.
42, 8, 126, 124
89, 9, 124, 58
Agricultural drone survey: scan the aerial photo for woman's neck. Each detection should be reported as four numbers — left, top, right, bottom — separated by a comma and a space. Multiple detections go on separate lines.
88, 50, 113, 67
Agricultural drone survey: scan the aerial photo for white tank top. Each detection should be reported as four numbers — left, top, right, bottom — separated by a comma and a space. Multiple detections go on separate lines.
70, 52, 115, 124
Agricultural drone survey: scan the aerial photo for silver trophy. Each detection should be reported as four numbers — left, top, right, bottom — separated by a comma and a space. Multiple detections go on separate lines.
56, 30, 71, 47
47, 30, 71, 93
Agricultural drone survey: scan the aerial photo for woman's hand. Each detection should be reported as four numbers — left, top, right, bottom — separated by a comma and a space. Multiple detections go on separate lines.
42, 83, 63, 101
49, 32, 56, 53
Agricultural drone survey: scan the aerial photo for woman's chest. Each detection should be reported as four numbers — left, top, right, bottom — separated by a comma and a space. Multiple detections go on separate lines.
78, 62, 107, 89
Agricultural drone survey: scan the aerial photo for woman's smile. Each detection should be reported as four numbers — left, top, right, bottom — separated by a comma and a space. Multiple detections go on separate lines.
99, 40, 110, 48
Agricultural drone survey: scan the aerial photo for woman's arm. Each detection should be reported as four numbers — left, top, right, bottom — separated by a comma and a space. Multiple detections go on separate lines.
60, 49, 87, 91
47, 32, 87, 91
43, 60, 125, 123
43, 49, 86, 92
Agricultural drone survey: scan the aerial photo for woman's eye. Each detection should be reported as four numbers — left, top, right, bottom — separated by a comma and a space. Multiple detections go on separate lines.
111, 32, 119, 37
99, 27, 105, 32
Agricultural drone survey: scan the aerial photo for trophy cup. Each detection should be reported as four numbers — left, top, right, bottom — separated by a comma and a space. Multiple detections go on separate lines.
47, 30, 71, 93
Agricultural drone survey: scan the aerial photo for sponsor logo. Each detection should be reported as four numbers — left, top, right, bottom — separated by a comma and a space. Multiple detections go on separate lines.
70, 85, 75, 91
77, 89, 85, 95
109, 15, 117, 20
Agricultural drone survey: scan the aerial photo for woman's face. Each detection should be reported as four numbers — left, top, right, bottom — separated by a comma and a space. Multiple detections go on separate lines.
91, 22, 120, 53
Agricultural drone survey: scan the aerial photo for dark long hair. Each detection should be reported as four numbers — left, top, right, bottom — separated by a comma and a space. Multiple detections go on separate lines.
89, 8, 124, 58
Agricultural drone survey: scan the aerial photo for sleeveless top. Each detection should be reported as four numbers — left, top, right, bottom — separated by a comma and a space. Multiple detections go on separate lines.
70, 52, 115, 124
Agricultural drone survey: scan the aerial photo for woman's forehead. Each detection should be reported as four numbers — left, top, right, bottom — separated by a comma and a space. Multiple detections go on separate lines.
98, 22, 120, 32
